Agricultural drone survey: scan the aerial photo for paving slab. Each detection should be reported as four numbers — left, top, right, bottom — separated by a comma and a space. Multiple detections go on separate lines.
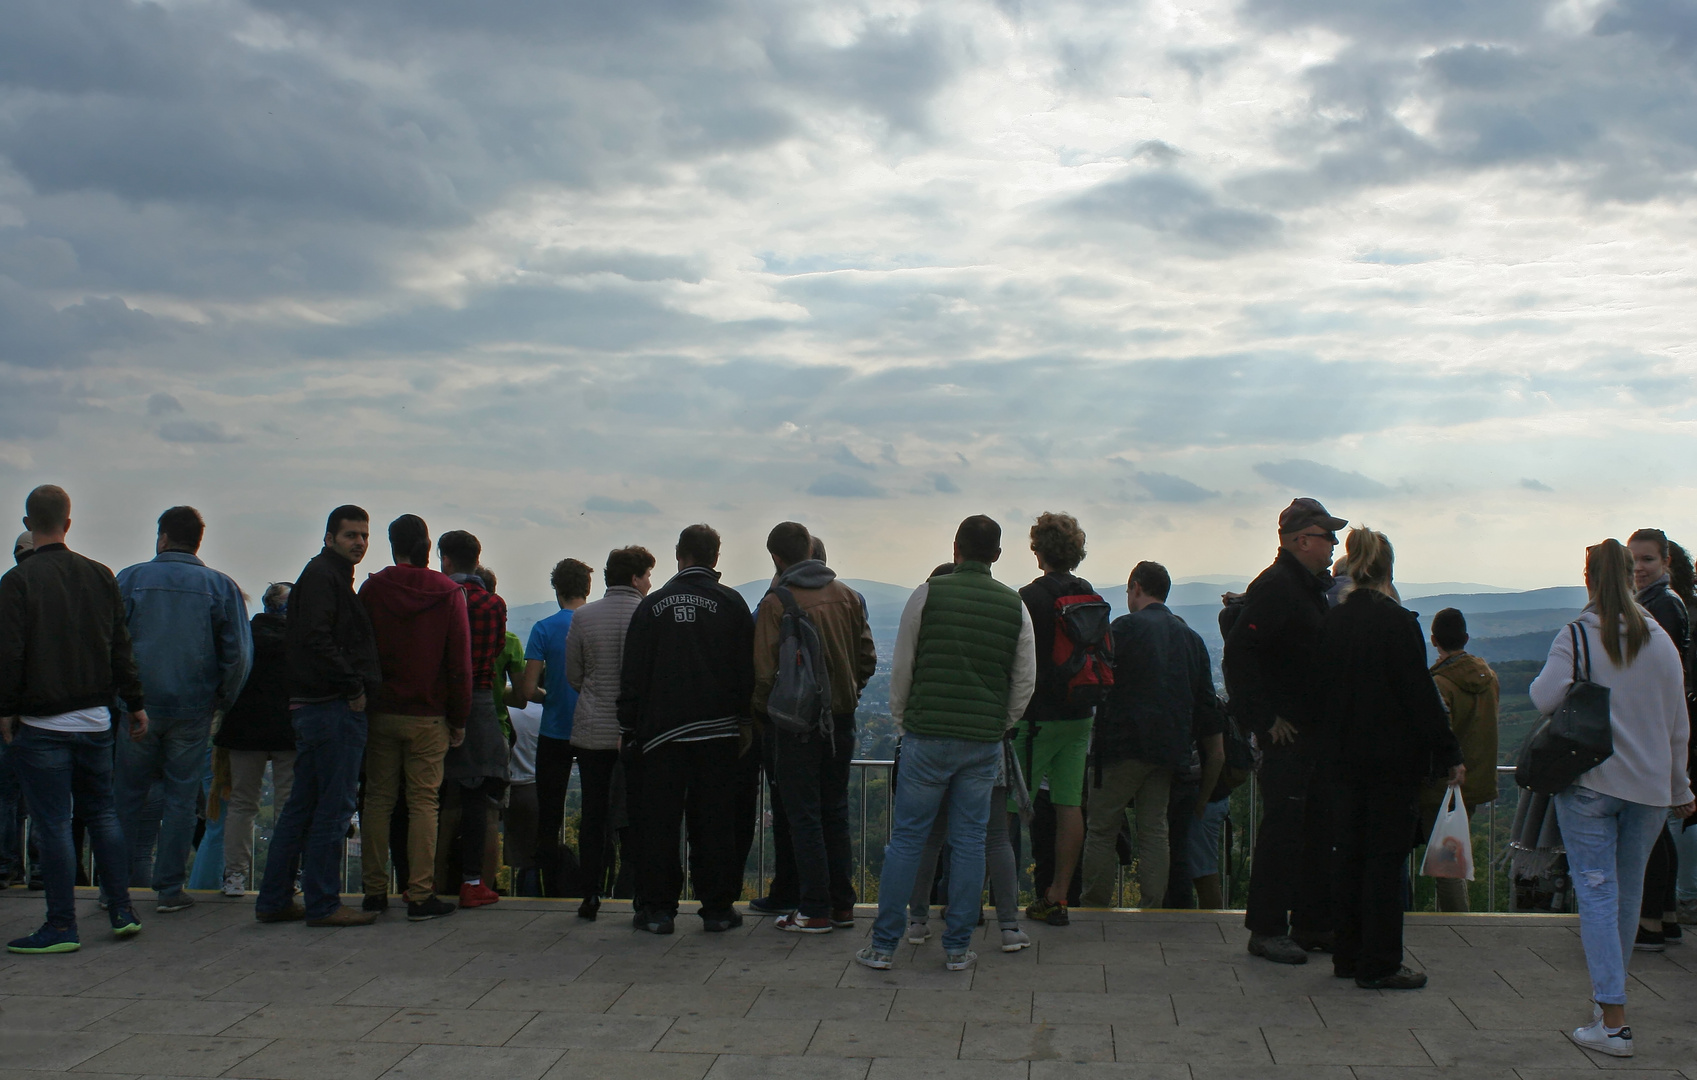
1110, 1022, 1273, 1065
2, 1029, 131, 1070
100, 998, 262, 1035
382, 1043, 565, 1080
705, 1055, 871, 1080
218, 1037, 413, 1080
1029, 1065, 1190, 1080
748, 985, 895, 1020
1031, 992, 1167, 1026
0, 993, 129, 1029
74, 1033, 272, 1076
219, 1003, 399, 1040
900, 987, 1031, 1022
865, 1060, 1029, 1079
469, 978, 627, 1012
339, 974, 501, 1008
608, 981, 761, 1017
541, 1048, 716, 1080
504, 1011, 676, 1050
1262, 1026, 1435, 1067
960, 1019, 1115, 1061
810, 1019, 965, 1058
656, 1015, 821, 1055
361, 1005, 536, 1045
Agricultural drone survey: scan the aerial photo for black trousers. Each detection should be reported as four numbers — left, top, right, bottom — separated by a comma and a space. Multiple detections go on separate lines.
731, 727, 762, 897
762, 729, 799, 904
1642, 822, 1679, 921
774, 717, 857, 918
535, 737, 619, 898
455, 777, 506, 884
1244, 738, 1334, 937
1331, 778, 1419, 979
634, 738, 741, 916
1163, 779, 1200, 909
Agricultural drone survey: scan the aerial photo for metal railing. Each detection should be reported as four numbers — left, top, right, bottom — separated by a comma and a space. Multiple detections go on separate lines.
806, 759, 1531, 914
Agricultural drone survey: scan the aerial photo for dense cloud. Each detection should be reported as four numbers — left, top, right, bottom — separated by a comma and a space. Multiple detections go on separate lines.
2, 0, 1694, 592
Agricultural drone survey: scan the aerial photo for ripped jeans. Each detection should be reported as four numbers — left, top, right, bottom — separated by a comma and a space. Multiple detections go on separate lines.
1553, 785, 1666, 1005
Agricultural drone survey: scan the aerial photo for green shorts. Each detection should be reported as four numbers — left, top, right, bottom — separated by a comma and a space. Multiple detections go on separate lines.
1011, 717, 1093, 807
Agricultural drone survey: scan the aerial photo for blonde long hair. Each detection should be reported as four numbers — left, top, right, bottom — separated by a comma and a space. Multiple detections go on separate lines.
1341, 526, 1398, 601
1586, 538, 1651, 666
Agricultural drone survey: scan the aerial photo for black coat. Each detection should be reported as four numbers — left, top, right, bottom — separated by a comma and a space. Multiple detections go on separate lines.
1094, 603, 1219, 770
0, 544, 145, 718
1223, 548, 1329, 735
1321, 588, 1463, 783
617, 566, 754, 753
216, 613, 294, 751
285, 548, 381, 703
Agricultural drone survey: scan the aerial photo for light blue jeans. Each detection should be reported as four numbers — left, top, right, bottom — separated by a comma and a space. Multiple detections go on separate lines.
1674, 816, 1697, 903
1553, 785, 1666, 1005
872, 735, 1001, 953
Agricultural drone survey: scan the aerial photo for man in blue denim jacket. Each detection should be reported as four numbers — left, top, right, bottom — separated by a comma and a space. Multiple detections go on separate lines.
115, 506, 251, 913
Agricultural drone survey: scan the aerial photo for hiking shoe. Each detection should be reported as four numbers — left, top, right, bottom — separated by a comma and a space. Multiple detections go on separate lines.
459, 882, 500, 909
1569, 1019, 1633, 1057
1025, 897, 1069, 926
633, 910, 675, 935
702, 910, 745, 933
1291, 929, 1335, 953
362, 894, 388, 913
1662, 921, 1682, 943
855, 943, 894, 970
155, 890, 195, 914
407, 897, 455, 921
7, 924, 80, 954
1000, 928, 1032, 953
831, 909, 856, 928
775, 912, 832, 934
1634, 926, 1666, 952
221, 872, 247, 897
305, 906, 379, 927
109, 906, 142, 938
907, 919, 931, 944
746, 895, 798, 915
1248, 934, 1308, 965
255, 902, 307, 923
577, 895, 600, 921
1355, 966, 1428, 990
945, 949, 977, 971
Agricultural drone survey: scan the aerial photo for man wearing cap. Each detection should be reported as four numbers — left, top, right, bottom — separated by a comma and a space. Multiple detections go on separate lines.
1223, 497, 1344, 965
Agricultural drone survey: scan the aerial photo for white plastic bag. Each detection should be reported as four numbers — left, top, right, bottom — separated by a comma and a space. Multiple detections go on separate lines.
1420, 784, 1473, 881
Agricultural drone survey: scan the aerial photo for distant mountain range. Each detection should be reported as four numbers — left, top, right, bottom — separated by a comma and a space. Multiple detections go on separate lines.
507, 575, 1585, 673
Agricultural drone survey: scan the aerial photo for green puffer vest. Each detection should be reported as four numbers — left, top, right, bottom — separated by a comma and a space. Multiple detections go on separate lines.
904, 562, 1025, 742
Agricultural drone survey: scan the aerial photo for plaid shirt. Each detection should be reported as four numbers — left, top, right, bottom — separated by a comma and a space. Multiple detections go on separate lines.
458, 579, 507, 690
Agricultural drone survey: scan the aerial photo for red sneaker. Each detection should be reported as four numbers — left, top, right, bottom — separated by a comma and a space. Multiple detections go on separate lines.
774, 912, 833, 934
459, 882, 500, 909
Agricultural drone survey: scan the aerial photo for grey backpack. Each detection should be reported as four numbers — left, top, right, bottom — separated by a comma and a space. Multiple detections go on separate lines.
766, 586, 834, 739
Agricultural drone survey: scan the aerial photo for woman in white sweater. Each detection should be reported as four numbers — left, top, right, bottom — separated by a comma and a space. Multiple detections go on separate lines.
1530, 539, 1695, 1059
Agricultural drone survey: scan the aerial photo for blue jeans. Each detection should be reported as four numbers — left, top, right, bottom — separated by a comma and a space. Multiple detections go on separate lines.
1553, 785, 1666, 1005
872, 735, 1001, 953
1188, 795, 1231, 878
7, 722, 133, 928
256, 702, 365, 920
116, 712, 213, 893
186, 750, 226, 891
1674, 816, 1697, 903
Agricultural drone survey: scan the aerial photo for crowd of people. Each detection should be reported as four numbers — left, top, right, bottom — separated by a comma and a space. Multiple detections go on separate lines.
0, 483, 1691, 1059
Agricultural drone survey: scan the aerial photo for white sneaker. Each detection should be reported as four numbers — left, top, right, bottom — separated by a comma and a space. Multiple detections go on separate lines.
1000, 928, 1032, 953
222, 872, 247, 898
1569, 1019, 1632, 1057
906, 919, 930, 944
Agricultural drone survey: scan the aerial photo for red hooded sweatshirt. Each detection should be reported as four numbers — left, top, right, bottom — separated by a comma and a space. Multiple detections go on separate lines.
359, 564, 473, 726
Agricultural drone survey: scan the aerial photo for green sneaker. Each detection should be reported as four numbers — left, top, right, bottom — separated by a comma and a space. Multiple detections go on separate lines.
109, 905, 142, 938
8, 924, 81, 954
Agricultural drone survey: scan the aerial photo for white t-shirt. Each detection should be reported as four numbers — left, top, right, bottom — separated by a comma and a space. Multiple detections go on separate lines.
22, 705, 112, 733
507, 703, 542, 785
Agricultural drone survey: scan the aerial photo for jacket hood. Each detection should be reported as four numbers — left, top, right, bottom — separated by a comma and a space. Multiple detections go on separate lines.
363, 564, 463, 618
776, 559, 837, 591
1432, 651, 1495, 694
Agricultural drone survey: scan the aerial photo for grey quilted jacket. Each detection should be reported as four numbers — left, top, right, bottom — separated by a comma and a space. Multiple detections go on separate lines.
564, 584, 644, 750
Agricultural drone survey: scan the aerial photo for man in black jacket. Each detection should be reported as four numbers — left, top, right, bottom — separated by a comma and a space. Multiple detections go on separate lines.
618, 524, 755, 934
0, 485, 149, 953
1223, 497, 1345, 965
1082, 561, 1224, 909
255, 505, 383, 928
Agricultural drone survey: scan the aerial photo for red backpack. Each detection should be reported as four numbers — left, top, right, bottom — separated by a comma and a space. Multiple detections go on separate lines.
1051, 592, 1114, 707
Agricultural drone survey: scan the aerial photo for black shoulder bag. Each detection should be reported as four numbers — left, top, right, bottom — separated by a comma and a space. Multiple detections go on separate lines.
1515, 621, 1613, 794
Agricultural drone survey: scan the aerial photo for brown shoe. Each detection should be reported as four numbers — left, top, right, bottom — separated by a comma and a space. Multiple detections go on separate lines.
255, 902, 307, 924
305, 906, 379, 927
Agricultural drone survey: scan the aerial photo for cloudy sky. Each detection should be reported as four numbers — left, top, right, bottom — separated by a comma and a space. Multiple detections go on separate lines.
4, 0, 1697, 602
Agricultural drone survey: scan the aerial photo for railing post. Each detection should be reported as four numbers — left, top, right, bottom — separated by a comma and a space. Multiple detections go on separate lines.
859, 765, 869, 902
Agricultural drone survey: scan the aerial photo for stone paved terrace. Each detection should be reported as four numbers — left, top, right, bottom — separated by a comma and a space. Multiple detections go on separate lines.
2, 891, 1695, 1080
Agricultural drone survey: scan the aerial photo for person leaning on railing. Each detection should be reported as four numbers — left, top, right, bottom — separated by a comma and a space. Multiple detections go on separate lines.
1531, 538, 1695, 1059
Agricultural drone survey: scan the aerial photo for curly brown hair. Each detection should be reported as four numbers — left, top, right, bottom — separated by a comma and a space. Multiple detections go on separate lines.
1029, 512, 1086, 572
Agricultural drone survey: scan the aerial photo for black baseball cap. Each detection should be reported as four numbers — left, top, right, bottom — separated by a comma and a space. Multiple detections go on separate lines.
1278, 497, 1347, 536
